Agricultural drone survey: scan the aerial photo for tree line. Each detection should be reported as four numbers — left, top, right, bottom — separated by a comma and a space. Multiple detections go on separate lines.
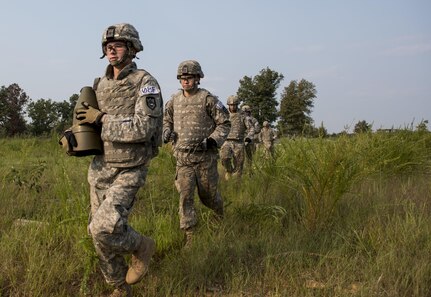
0, 83, 78, 137
1, 67, 322, 138
2, 67, 426, 138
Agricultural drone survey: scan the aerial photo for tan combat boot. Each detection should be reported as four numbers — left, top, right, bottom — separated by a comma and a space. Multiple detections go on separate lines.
109, 283, 132, 297
126, 235, 156, 285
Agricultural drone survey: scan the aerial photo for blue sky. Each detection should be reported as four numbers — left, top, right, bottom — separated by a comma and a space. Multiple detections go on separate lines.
1, 0, 430, 133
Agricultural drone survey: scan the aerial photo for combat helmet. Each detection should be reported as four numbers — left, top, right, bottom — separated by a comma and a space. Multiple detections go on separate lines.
101, 23, 143, 57
263, 121, 269, 127
241, 105, 251, 112
177, 60, 204, 79
227, 95, 240, 105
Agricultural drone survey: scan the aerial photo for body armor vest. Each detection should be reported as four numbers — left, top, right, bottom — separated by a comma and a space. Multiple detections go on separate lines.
173, 89, 215, 150
96, 69, 152, 167
227, 111, 247, 140
260, 127, 274, 144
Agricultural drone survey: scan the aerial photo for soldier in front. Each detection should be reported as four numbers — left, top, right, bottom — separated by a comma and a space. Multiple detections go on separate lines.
75, 23, 163, 297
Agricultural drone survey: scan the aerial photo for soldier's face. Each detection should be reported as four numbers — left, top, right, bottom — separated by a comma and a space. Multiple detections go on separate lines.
228, 104, 238, 113
180, 75, 198, 91
105, 41, 127, 65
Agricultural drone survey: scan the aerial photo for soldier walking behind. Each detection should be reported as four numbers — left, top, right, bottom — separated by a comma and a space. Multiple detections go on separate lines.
259, 121, 276, 159
241, 104, 260, 170
162, 60, 230, 246
220, 96, 255, 179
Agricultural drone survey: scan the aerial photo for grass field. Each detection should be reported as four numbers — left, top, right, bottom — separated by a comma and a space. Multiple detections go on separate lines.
0, 130, 430, 296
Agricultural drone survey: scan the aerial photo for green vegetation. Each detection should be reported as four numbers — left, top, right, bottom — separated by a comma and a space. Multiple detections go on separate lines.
1, 131, 431, 296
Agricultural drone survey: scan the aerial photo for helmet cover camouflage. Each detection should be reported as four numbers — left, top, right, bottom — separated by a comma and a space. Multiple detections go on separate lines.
263, 121, 269, 127
241, 105, 251, 112
177, 60, 204, 79
227, 95, 240, 105
101, 23, 143, 54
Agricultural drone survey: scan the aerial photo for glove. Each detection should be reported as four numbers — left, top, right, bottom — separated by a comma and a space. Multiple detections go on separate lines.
200, 137, 217, 151
62, 129, 77, 153
163, 129, 177, 143
245, 138, 252, 145
206, 137, 218, 149
162, 129, 171, 143
75, 102, 105, 125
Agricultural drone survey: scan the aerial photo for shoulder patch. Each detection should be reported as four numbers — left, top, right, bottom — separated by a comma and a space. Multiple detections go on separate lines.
146, 96, 156, 110
216, 100, 228, 113
141, 85, 160, 96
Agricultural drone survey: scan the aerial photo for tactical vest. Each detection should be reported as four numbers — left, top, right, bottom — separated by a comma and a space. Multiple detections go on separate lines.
260, 127, 274, 144
173, 89, 215, 150
227, 111, 247, 140
96, 69, 153, 167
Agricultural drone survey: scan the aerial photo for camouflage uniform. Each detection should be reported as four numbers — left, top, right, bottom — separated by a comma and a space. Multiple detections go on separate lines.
86, 24, 163, 289
163, 88, 230, 231
221, 108, 255, 177
244, 114, 260, 167
259, 122, 275, 159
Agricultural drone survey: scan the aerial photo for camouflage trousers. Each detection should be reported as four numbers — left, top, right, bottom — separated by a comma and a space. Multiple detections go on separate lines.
174, 151, 223, 230
87, 155, 148, 287
244, 142, 256, 167
220, 140, 245, 176
262, 142, 275, 159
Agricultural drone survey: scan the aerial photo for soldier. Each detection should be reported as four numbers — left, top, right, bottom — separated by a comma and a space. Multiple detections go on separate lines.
220, 96, 255, 179
259, 121, 275, 159
241, 105, 260, 169
75, 23, 163, 297
163, 60, 230, 246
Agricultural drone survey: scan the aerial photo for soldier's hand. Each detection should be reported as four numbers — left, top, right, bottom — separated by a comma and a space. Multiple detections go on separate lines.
64, 130, 77, 148
163, 129, 171, 143
206, 137, 218, 149
61, 129, 77, 153
170, 131, 178, 143
200, 137, 217, 151
75, 102, 105, 125
163, 129, 177, 143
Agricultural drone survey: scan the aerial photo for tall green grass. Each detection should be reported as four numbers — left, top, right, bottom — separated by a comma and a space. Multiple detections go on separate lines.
0, 131, 430, 296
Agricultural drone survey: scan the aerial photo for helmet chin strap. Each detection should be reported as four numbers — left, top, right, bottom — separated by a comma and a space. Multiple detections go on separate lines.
190, 80, 200, 90
109, 58, 125, 67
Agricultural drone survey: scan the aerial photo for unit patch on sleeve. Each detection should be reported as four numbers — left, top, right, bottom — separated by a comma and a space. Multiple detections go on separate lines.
146, 96, 156, 110
216, 100, 228, 113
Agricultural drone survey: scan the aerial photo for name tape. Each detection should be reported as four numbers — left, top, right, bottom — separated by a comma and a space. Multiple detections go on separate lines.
141, 85, 160, 95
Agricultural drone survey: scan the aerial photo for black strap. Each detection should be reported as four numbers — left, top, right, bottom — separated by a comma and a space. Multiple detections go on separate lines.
93, 77, 101, 91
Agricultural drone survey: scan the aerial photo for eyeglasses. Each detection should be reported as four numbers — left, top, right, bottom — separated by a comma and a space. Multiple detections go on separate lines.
179, 76, 195, 82
105, 43, 126, 52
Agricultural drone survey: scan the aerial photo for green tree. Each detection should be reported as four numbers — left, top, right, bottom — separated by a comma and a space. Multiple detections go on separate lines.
236, 67, 284, 124
278, 79, 317, 136
28, 94, 79, 135
56, 94, 79, 133
0, 83, 29, 137
27, 99, 61, 136
354, 120, 372, 133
